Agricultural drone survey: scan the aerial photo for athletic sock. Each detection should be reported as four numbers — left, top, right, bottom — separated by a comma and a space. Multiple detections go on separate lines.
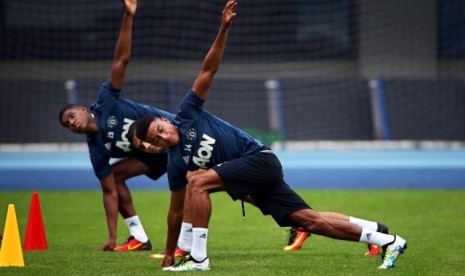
349, 216, 378, 231
124, 215, 148, 243
191, 228, 208, 261
177, 222, 193, 252
359, 228, 395, 246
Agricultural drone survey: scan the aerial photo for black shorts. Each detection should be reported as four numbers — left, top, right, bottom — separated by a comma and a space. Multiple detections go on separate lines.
212, 150, 311, 227
131, 150, 168, 181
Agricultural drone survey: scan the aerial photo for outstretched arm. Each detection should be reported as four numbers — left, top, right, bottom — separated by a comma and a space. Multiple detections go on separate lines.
162, 188, 186, 267
109, 0, 137, 90
192, 0, 237, 100
98, 174, 120, 251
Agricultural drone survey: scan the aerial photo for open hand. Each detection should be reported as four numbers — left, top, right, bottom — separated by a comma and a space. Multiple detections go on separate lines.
222, 0, 238, 28
123, 0, 137, 16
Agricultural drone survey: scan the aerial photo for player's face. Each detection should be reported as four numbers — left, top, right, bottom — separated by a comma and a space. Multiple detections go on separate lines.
60, 107, 91, 134
131, 132, 165, 154
145, 117, 179, 148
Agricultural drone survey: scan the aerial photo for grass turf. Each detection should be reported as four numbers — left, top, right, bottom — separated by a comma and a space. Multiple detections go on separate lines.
0, 189, 464, 275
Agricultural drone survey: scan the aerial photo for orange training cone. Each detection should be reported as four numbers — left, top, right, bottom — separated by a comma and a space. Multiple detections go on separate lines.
0, 204, 25, 267
23, 192, 48, 251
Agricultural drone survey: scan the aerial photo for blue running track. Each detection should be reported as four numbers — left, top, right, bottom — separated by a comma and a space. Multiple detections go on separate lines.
0, 150, 464, 190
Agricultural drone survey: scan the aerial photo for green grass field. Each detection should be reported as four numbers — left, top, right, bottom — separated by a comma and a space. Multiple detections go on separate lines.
1, 189, 464, 275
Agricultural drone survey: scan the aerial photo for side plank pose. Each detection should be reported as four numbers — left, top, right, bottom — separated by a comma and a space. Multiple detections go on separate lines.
128, 127, 389, 258
132, 0, 407, 271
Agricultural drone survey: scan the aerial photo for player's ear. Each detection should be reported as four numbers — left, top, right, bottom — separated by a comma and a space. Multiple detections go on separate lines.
161, 117, 170, 123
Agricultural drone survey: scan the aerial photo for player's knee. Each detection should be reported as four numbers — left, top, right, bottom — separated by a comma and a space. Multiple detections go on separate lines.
113, 173, 127, 184
111, 165, 132, 183
187, 175, 206, 193
188, 174, 218, 195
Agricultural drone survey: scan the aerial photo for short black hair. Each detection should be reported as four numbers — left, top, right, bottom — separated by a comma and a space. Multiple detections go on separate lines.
127, 121, 136, 146
58, 104, 80, 127
134, 115, 156, 142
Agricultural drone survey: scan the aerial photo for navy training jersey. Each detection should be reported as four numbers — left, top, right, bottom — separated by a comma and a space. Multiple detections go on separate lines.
167, 90, 264, 191
88, 80, 175, 180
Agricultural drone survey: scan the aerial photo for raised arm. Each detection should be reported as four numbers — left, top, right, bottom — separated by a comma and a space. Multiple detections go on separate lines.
109, 0, 137, 90
192, 0, 237, 100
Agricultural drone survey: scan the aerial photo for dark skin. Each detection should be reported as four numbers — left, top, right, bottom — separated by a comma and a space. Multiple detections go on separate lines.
137, 0, 370, 267
59, 0, 153, 251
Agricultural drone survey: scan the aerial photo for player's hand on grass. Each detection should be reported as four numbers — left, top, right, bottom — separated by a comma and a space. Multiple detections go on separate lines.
161, 254, 175, 267
98, 239, 116, 251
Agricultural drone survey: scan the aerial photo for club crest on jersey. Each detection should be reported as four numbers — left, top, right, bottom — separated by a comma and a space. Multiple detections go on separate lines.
107, 116, 118, 128
186, 128, 197, 141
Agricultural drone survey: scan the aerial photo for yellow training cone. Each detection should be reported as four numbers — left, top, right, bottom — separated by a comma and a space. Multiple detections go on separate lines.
0, 204, 25, 267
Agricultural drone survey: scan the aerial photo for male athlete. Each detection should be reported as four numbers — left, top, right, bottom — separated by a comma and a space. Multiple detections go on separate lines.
59, 0, 179, 253
131, 0, 407, 271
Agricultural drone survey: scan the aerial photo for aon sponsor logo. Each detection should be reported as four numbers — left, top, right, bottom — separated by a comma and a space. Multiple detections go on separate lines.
193, 134, 216, 169
116, 118, 134, 152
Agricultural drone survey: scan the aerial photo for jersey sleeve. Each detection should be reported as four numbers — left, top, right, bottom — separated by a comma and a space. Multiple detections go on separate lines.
87, 139, 112, 180
175, 90, 204, 123
100, 80, 121, 99
167, 162, 188, 192
91, 81, 120, 116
